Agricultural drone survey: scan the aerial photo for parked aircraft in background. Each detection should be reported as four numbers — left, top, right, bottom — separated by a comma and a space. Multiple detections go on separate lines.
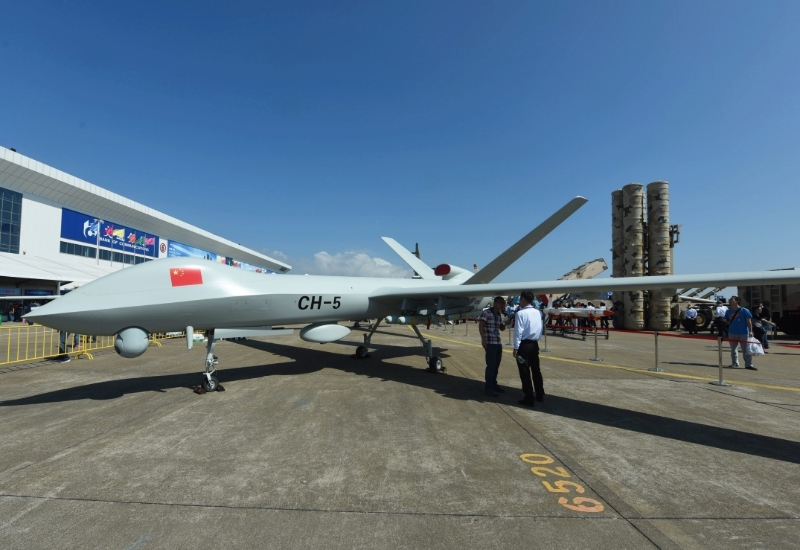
27, 196, 800, 392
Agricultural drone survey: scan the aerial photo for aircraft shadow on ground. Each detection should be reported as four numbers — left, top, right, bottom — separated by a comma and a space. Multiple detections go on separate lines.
2, 337, 799, 465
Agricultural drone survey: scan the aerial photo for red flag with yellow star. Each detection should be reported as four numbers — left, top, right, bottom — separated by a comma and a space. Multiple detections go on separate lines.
169, 267, 203, 287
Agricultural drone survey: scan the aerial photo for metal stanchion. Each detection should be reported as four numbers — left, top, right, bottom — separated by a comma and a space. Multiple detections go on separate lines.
589, 324, 602, 361
710, 336, 731, 386
465, 319, 468, 336
541, 324, 550, 353
508, 325, 512, 345
649, 331, 664, 371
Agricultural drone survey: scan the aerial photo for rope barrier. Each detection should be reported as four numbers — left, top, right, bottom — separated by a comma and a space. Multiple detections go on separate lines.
532, 319, 776, 387
541, 322, 795, 348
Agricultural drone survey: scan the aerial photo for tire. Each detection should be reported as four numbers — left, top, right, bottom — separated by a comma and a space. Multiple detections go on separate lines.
429, 356, 443, 372
696, 310, 712, 331
356, 346, 368, 358
202, 375, 219, 392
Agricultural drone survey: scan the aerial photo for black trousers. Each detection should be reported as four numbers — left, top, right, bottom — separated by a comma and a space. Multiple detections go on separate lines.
685, 319, 697, 334
517, 339, 543, 400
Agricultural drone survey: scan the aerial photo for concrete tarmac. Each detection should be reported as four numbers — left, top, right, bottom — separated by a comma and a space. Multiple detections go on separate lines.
1, 323, 799, 549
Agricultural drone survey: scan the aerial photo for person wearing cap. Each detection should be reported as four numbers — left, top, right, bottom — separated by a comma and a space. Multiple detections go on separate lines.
684, 304, 698, 335
480, 296, 506, 396
513, 290, 544, 407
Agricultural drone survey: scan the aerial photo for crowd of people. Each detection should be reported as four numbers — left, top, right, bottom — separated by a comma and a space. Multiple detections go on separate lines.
477, 293, 775, 404
4, 302, 30, 323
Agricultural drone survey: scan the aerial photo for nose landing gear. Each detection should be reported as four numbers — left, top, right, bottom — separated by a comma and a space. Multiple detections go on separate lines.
197, 331, 224, 393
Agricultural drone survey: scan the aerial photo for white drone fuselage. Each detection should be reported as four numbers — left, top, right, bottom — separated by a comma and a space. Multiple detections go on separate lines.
31, 257, 475, 336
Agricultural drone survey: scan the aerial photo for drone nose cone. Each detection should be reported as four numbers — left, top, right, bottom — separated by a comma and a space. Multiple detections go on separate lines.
24, 292, 87, 331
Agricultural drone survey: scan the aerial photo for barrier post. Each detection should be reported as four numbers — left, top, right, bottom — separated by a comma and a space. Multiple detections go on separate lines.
541, 324, 550, 353
649, 331, 664, 372
589, 325, 602, 362
465, 320, 468, 337
710, 336, 731, 386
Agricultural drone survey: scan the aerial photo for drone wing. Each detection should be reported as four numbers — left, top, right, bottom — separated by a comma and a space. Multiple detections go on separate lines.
465, 196, 588, 284
369, 269, 800, 302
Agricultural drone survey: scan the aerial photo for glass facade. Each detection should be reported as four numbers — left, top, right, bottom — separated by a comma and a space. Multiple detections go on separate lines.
0, 187, 22, 254
60, 241, 96, 258
95, 247, 150, 264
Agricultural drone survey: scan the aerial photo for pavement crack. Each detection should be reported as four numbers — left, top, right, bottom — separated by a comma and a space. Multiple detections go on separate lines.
703, 387, 800, 414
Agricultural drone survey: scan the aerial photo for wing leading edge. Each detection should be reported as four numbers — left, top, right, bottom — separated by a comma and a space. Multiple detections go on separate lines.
369, 269, 800, 301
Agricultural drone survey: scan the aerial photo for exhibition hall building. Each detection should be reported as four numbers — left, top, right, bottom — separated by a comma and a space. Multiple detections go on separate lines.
0, 146, 290, 315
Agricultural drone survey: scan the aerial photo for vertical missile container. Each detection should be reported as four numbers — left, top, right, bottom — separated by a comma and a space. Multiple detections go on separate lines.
622, 183, 645, 330
647, 181, 672, 330
611, 190, 624, 305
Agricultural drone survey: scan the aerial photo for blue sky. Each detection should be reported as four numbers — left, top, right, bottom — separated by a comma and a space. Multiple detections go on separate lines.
1, 1, 798, 281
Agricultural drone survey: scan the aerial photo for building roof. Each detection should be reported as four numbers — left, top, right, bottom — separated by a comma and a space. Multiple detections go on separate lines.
0, 253, 118, 285
0, 146, 291, 273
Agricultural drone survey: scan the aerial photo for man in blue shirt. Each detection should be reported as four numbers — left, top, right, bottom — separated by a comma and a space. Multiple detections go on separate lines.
725, 296, 756, 370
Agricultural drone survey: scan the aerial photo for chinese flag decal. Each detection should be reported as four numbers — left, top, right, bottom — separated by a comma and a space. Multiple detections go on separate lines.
170, 267, 203, 287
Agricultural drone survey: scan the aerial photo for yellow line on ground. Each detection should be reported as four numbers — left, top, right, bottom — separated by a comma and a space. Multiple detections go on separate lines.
415, 328, 800, 394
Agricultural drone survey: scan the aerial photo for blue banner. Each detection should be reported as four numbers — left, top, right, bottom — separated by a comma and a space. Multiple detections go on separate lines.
167, 241, 274, 273
167, 241, 218, 261
61, 209, 159, 256
24, 289, 55, 296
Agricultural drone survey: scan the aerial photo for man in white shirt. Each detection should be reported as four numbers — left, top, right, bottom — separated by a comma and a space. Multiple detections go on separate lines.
712, 301, 729, 336
513, 290, 544, 407
685, 304, 698, 335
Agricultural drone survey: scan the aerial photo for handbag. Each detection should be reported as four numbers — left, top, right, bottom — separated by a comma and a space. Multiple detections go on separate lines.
744, 336, 765, 356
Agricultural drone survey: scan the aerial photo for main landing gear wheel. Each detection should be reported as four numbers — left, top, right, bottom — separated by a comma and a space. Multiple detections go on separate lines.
427, 356, 446, 373
202, 375, 219, 392
356, 345, 368, 358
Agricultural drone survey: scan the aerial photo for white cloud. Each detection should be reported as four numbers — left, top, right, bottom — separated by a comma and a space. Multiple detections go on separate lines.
268, 250, 411, 278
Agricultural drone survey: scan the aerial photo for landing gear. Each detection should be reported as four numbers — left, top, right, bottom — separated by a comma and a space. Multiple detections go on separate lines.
202, 375, 219, 392
200, 330, 224, 392
355, 320, 382, 359
412, 325, 446, 373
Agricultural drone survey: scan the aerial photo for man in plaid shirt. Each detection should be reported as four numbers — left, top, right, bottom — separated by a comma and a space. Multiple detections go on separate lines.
480, 296, 507, 396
